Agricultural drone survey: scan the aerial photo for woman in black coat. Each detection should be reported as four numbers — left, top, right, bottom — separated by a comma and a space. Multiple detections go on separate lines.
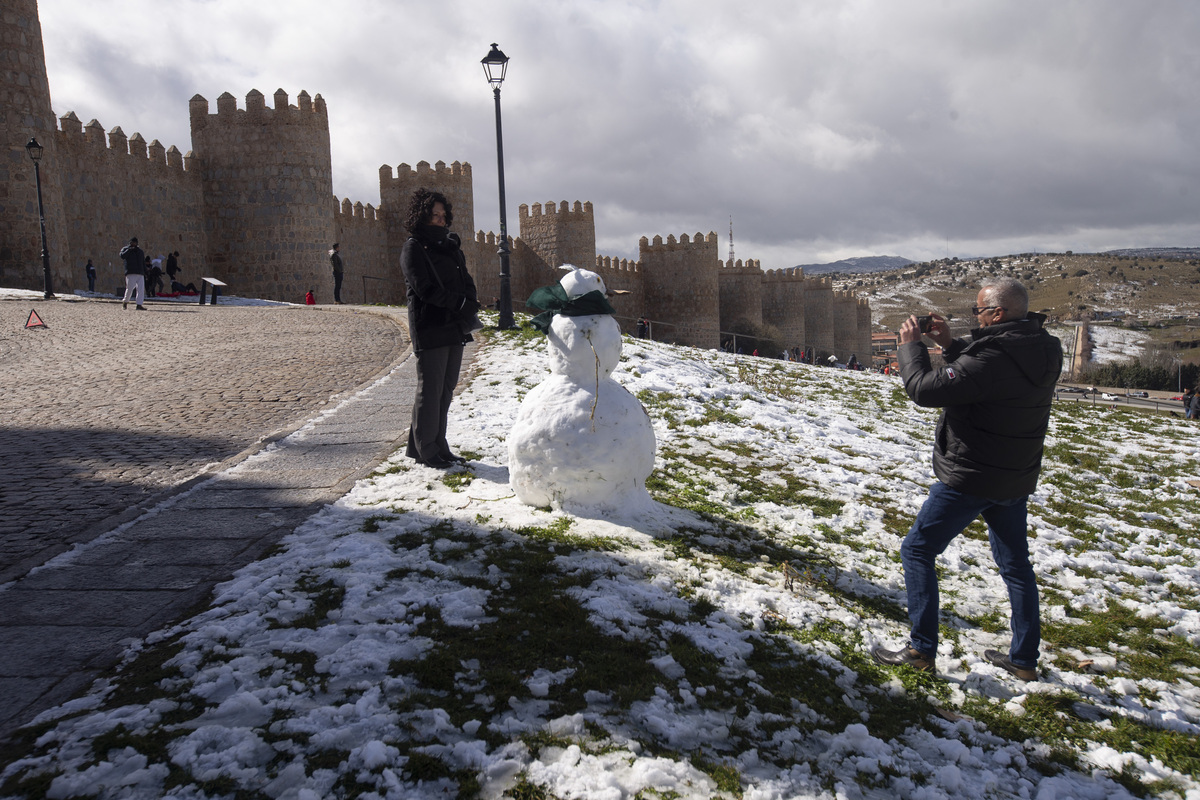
400, 188, 480, 468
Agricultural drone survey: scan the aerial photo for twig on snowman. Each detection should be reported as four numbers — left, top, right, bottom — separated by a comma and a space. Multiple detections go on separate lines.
588, 330, 600, 430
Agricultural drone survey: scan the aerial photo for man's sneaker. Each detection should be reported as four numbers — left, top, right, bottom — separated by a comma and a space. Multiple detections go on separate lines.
983, 649, 1037, 681
136, 305, 146, 311
872, 645, 936, 674
122, 301, 127, 309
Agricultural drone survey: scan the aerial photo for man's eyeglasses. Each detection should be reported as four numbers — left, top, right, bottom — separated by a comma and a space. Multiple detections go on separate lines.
971, 305, 1004, 315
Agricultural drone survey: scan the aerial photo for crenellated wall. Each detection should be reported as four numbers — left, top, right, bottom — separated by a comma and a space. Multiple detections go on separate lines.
804, 277, 836, 360
189, 88, 334, 301
718, 260, 765, 335
53, 111, 207, 294
640, 232, 721, 349
762, 267, 806, 348
0, 0, 70, 293
857, 299, 873, 361
333, 197, 390, 304
2, 4, 872, 347
832, 290, 861, 363
380, 159, 474, 297
592, 254, 643, 332
514, 201, 596, 302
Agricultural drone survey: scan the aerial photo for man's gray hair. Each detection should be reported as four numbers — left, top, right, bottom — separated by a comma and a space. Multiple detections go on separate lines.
981, 277, 1029, 319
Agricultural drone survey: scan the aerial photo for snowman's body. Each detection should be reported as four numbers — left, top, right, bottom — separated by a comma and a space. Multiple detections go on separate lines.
509, 269, 655, 511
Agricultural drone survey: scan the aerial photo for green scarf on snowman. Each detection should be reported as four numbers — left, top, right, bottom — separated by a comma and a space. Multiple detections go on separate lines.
526, 283, 617, 333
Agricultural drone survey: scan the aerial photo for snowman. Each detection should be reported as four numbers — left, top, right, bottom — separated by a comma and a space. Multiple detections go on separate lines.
508, 266, 656, 513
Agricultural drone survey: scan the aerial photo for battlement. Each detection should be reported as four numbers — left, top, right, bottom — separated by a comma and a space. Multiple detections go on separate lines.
721, 258, 764, 272
594, 254, 640, 274
189, 89, 327, 132
56, 111, 193, 173
380, 160, 472, 182
639, 231, 719, 252
475, 231, 513, 246
335, 197, 380, 223
519, 200, 594, 220
764, 267, 805, 282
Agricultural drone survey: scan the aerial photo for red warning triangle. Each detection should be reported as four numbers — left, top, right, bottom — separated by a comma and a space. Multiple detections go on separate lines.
25, 309, 47, 329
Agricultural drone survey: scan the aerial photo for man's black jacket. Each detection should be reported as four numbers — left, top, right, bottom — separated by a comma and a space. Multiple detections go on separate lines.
898, 313, 1062, 500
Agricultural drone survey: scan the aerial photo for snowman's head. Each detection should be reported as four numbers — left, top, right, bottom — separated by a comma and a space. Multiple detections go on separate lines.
558, 265, 607, 298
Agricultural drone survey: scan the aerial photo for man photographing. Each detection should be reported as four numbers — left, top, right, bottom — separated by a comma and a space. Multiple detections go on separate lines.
872, 278, 1062, 680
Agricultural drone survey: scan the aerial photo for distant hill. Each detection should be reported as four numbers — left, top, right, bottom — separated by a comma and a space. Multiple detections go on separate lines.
836, 250, 1200, 344
1101, 246, 1200, 260
796, 255, 915, 275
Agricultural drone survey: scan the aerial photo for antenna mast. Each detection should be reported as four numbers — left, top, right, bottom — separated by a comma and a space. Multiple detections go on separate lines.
728, 216, 735, 263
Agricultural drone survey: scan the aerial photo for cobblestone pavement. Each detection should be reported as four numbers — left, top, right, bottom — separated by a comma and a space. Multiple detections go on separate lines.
0, 297, 408, 584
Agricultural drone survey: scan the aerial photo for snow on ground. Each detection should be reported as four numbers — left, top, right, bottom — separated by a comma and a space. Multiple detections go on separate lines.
1088, 324, 1150, 365
2, 317, 1199, 799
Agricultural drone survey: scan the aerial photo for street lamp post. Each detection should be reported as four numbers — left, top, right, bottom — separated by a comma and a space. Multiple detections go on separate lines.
481, 43, 513, 329
25, 138, 54, 299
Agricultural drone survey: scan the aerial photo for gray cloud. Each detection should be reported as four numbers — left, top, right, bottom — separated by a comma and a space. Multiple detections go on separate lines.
38, 0, 1200, 267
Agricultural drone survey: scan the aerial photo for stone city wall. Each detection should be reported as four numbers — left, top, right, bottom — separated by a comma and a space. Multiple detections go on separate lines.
189, 89, 335, 301
1, 0, 70, 292
53, 111, 206, 294
332, 197, 389, 305
804, 277, 837, 360
639, 232, 722, 349
762, 267, 807, 350
380, 160, 474, 300
718, 261, 766, 337
2, 2, 872, 347
832, 291, 862, 364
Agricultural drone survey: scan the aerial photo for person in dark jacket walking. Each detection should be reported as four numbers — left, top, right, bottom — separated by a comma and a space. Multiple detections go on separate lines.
119, 237, 147, 310
873, 278, 1062, 681
330, 243, 344, 304
84, 258, 96, 292
400, 188, 480, 469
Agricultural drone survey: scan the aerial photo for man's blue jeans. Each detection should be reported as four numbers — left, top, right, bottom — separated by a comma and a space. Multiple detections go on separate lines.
900, 482, 1040, 667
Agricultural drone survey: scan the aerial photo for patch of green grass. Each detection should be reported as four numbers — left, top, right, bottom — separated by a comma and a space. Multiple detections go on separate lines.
441, 470, 475, 491
506, 775, 561, 799
512, 516, 623, 551
691, 757, 743, 797
388, 537, 664, 741
1043, 598, 1200, 683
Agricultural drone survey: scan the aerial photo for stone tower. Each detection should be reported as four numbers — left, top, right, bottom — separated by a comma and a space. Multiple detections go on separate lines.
804, 277, 836, 360
514, 200, 596, 302
189, 89, 334, 300
857, 298, 873, 361
379, 160, 475, 296
640, 232, 721, 349
832, 290, 861, 363
0, 0, 70, 291
718, 259, 765, 337
762, 267, 806, 349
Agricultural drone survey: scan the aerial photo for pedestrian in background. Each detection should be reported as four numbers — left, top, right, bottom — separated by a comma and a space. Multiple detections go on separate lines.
84, 258, 96, 293
119, 237, 146, 311
873, 278, 1062, 681
330, 243, 344, 304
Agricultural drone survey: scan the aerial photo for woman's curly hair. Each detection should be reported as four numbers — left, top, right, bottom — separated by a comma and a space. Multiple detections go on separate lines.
404, 187, 454, 232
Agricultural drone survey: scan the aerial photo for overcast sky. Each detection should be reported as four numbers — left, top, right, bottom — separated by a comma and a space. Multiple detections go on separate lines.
37, 0, 1200, 267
